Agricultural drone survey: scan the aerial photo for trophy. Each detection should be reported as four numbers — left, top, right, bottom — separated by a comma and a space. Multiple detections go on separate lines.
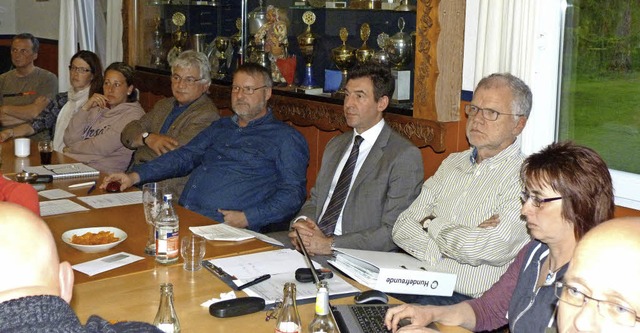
356, 23, 374, 64
372, 32, 390, 66
297, 11, 319, 89
386, 17, 413, 69
394, 0, 416, 11
331, 27, 356, 97
150, 17, 167, 69
229, 18, 242, 72
214, 36, 230, 79
167, 12, 187, 66
385, 17, 414, 101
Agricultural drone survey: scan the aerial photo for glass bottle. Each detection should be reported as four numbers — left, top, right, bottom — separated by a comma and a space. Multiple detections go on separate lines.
155, 193, 179, 264
153, 283, 181, 333
309, 281, 338, 333
275, 282, 302, 333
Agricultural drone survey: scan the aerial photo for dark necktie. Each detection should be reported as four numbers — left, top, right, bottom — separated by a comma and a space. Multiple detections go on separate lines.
318, 135, 364, 236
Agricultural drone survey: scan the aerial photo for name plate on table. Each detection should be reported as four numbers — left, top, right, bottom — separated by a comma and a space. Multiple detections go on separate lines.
329, 248, 457, 296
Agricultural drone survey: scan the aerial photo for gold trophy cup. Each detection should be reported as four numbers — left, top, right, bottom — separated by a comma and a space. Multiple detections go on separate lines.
331, 27, 356, 97
356, 23, 374, 64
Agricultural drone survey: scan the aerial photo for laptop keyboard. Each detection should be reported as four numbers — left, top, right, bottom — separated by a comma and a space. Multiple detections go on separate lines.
352, 305, 391, 333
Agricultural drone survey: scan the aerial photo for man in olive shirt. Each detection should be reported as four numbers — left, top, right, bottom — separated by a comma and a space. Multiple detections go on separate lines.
121, 51, 220, 198
0, 33, 57, 129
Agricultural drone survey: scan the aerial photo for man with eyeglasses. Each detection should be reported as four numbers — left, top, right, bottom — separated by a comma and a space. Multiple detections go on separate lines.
104, 63, 309, 232
557, 217, 640, 332
0, 33, 57, 130
121, 51, 220, 198
392, 73, 532, 305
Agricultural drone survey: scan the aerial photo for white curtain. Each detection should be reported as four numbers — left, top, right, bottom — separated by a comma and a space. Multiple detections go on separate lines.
58, 0, 95, 92
105, 0, 123, 65
59, 0, 123, 91
469, 0, 563, 155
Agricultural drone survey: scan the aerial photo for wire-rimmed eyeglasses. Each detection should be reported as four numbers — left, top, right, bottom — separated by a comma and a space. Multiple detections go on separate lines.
170, 74, 204, 86
68, 65, 92, 74
555, 281, 640, 327
464, 104, 524, 121
231, 85, 267, 95
520, 191, 562, 208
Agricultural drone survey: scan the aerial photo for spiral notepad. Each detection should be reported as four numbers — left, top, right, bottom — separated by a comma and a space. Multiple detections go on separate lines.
23, 163, 100, 179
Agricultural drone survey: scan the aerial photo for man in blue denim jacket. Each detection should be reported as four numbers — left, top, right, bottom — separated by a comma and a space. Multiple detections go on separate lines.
103, 63, 309, 232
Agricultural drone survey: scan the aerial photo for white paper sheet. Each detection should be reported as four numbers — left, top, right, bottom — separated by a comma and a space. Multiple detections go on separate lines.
78, 191, 143, 208
72, 252, 145, 276
209, 249, 320, 280
241, 272, 359, 305
40, 199, 90, 216
39, 189, 76, 199
242, 228, 285, 247
206, 249, 359, 305
189, 224, 255, 241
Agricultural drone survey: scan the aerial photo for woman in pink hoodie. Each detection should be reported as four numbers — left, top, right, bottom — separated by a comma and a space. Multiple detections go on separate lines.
63, 62, 144, 173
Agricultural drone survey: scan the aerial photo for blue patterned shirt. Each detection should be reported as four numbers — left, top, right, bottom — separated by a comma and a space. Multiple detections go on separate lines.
134, 109, 309, 231
30, 92, 69, 136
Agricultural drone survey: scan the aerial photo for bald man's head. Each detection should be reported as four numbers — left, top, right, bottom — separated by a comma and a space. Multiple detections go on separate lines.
0, 202, 73, 303
557, 217, 640, 332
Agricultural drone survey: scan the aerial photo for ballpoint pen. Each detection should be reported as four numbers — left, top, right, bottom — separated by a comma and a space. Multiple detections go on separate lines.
87, 184, 97, 194
68, 181, 96, 188
2, 91, 36, 97
237, 274, 271, 290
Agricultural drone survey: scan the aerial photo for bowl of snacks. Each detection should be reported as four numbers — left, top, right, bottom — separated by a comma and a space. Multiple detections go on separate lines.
62, 227, 127, 253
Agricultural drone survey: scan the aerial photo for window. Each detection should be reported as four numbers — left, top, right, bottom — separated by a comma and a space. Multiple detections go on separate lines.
557, 0, 640, 209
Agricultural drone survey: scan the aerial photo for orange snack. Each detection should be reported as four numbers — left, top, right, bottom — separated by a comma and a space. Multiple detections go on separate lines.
71, 231, 120, 245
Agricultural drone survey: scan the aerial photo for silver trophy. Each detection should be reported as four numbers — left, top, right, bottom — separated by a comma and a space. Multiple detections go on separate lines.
385, 17, 413, 70
372, 32, 390, 66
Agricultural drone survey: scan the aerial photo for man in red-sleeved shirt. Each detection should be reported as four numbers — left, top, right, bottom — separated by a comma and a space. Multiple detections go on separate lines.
0, 174, 39, 215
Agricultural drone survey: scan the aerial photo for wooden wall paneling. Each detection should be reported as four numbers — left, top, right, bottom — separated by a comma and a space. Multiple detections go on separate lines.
435, 0, 465, 122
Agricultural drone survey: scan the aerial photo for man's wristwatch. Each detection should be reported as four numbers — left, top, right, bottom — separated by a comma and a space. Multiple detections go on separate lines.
142, 132, 151, 145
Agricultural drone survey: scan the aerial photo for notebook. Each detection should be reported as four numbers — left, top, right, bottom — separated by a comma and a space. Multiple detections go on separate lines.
332, 304, 440, 333
23, 163, 100, 179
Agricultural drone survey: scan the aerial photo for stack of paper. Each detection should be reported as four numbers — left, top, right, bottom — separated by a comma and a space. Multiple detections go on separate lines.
206, 249, 359, 305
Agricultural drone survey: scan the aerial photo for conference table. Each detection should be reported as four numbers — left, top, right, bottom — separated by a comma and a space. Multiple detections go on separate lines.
0, 140, 470, 333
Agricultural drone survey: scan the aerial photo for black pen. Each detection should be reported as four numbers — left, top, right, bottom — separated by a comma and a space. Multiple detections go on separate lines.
87, 184, 96, 194
237, 274, 271, 290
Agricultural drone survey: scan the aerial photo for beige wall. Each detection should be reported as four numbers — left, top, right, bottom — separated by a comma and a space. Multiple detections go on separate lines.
0, 0, 59, 40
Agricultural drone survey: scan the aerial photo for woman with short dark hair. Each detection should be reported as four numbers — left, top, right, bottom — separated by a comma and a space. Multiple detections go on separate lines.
385, 141, 614, 333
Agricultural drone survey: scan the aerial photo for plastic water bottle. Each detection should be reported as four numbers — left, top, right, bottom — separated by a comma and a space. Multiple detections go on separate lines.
155, 193, 179, 264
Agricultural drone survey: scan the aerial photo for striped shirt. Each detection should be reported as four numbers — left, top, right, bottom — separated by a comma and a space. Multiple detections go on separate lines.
392, 141, 531, 298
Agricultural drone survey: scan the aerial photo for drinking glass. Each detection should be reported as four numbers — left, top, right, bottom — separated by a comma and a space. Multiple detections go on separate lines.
142, 182, 166, 255
38, 139, 53, 165
180, 234, 206, 271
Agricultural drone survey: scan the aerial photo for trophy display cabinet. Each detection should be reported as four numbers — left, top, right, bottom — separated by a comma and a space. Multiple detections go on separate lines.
124, 0, 466, 192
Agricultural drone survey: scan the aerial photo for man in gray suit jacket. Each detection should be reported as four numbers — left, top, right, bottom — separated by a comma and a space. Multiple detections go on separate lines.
289, 62, 424, 256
